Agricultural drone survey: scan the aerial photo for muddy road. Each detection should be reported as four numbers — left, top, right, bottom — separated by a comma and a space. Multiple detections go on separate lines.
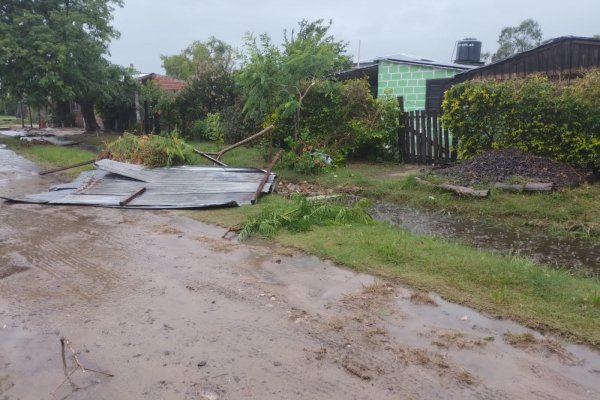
1, 148, 600, 400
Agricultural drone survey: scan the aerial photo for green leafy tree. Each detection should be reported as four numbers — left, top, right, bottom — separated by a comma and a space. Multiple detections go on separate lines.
160, 38, 238, 136
491, 19, 543, 61
0, 0, 123, 130
237, 19, 352, 142
161, 37, 238, 81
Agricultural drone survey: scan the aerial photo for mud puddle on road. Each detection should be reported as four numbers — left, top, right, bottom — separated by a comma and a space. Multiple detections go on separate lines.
1, 148, 600, 399
370, 201, 600, 272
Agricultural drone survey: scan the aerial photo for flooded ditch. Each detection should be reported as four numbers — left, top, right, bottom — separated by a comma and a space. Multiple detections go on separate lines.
370, 201, 600, 273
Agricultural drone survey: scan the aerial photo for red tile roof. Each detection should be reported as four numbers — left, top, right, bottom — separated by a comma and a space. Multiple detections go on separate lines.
139, 73, 186, 93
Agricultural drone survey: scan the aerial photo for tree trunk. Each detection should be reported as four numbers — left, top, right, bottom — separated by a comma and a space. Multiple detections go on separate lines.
80, 101, 98, 132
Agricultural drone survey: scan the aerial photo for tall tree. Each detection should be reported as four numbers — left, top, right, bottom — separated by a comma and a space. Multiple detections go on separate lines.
237, 19, 352, 137
0, 0, 123, 130
491, 19, 543, 62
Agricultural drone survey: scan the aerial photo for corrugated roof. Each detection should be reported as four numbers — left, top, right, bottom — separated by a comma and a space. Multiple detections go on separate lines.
2, 160, 277, 209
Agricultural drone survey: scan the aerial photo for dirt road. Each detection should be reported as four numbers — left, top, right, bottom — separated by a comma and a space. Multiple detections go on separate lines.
1, 148, 599, 399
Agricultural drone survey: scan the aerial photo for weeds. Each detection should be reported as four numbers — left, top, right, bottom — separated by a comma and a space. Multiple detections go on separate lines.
238, 195, 373, 240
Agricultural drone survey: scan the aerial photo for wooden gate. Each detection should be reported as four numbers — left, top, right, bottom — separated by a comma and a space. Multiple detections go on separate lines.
400, 110, 457, 164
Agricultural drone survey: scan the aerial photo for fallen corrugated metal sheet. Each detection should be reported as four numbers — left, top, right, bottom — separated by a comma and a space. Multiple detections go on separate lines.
2, 160, 277, 209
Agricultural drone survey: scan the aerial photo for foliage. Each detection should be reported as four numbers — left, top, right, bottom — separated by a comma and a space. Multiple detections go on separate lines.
101, 132, 195, 167
159, 37, 238, 136
492, 19, 543, 61
441, 72, 600, 170
161, 37, 238, 81
193, 112, 224, 144
0, 0, 123, 130
238, 195, 373, 240
95, 65, 141, 132
237, 19, 352, 138
293, 79, 400, 162
281, 139, 333, 174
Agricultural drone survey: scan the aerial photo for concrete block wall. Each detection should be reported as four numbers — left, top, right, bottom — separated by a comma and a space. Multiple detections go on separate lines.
377, 61, 464, 111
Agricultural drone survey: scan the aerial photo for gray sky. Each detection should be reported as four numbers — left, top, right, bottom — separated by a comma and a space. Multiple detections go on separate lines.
108, 0, 600, 74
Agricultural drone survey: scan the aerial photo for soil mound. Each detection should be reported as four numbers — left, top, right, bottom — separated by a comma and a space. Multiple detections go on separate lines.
437, 148, 587, 189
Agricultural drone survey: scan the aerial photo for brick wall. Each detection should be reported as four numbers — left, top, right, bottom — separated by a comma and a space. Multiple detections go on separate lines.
377, 61, 463, 111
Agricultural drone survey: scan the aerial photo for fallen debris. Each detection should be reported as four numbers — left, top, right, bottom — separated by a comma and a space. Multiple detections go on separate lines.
493, 182, 554, 192
415, 177, 490, 198
52, 337, 113, 398
3, 159, 278, 209
39, 159, 98, 175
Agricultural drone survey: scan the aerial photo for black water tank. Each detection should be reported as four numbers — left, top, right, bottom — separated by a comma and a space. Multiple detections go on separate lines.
455, 38, 482, 65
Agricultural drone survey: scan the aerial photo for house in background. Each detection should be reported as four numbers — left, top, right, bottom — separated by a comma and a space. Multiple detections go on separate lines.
135, 73, 187, 133
376, 55, 472, 111
335, 39, 481, 112
137, 73, 186, 93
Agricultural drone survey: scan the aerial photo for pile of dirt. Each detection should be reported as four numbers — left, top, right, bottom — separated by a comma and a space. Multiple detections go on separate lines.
436, 148, 588, 188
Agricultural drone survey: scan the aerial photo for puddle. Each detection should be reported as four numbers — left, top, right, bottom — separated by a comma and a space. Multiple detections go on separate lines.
370, 201, 600, 272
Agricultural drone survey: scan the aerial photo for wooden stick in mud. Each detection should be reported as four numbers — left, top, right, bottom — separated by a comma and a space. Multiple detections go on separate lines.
493, 182, 554, 192
216, 125, 274, 160
415, 177, 489, 198
39, 159, 97, 175
251, 149, 284, 205
51, 337, 114, 398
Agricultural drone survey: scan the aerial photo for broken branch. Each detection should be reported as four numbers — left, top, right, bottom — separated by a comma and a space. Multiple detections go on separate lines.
39, 159, 97, 175
216, 125, 274, 160
52, 337, 114, 398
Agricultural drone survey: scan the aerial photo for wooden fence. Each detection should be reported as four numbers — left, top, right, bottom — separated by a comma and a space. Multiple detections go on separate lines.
400, 110, 456, 164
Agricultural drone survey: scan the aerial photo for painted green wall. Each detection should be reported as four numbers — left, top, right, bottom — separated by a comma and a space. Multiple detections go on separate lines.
377, 61, 464, 111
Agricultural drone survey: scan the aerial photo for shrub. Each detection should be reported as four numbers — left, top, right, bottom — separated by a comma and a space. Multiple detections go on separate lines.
100, 132, 195, 167
442, 71, 600, 171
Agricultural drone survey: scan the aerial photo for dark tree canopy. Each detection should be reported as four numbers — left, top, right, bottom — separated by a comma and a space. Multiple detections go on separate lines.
492, 19, 543, 62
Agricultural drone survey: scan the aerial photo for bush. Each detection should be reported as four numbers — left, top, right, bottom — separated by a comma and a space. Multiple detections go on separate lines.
442, 71, 600, 171
100, 132, 195, 167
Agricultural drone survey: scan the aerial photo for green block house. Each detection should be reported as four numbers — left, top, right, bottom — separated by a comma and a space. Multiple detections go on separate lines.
336, 54, 473, 112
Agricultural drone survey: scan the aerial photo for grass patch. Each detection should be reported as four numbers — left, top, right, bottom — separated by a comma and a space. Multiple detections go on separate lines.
275, 161, 600, 243
1, 137, 96, 178
189, 195, 600, 347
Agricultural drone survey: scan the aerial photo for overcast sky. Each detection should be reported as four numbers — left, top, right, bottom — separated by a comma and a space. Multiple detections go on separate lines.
108, 0, 600, 74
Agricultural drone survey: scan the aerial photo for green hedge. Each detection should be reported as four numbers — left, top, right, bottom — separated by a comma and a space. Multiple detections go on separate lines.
441, 71, 600, 171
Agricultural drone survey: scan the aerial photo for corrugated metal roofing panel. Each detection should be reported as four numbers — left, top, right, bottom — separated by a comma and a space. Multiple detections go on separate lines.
3, 159, 278, 209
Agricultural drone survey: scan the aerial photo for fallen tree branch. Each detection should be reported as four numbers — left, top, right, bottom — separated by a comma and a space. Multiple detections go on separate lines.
415, 177, 489, 198
493, 182, 554, 192
191, 148, 228, 166
39, 159, 97, 175
216, 125, 274, 160
52, 337, 114, 398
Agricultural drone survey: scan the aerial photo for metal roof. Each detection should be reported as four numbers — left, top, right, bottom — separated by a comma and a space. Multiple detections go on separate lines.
378, 53, 474, 70
2, 160, 277, 209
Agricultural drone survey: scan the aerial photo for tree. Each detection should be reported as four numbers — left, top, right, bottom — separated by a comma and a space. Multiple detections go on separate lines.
0, 0, 123, 130
160, 38, 239, 135
491, 19, 543, 61
161, 37, 238, 81
237, 19, 352, 141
